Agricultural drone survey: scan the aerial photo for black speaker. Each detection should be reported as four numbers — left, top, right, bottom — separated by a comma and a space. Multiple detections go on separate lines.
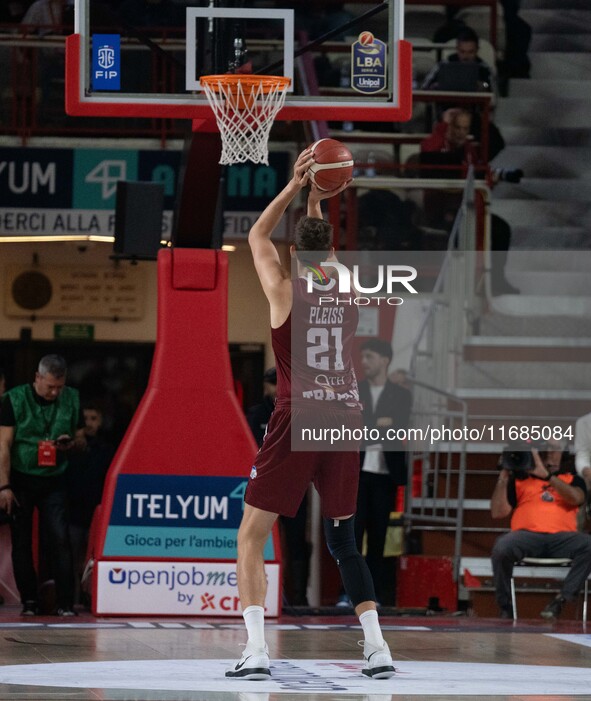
114, 181, 165, 259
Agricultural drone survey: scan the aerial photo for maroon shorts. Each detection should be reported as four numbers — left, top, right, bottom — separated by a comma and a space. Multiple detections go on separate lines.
245, 406, 362, 518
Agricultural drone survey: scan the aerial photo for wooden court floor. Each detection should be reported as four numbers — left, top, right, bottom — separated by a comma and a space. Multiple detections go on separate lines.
0, 607, 589, 700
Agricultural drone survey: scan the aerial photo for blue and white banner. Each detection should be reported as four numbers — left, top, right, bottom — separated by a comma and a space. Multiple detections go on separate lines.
92, 34, 121, 91
351, 31, 387, 94
104, 474, 275, 560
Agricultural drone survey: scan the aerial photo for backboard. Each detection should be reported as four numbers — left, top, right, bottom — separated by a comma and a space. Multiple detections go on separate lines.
66, 0, 412, 123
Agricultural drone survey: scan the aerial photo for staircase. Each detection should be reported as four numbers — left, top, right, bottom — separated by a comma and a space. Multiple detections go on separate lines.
492, 0, 591, 252
463, 0, 591, 421
409, 0, 591, 618
462, 0, 591, 616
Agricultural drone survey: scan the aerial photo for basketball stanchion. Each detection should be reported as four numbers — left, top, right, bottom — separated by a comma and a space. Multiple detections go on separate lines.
200, 74, 291, 165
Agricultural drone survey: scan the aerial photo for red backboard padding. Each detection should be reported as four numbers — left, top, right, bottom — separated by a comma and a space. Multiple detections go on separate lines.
172, 247, 218, 290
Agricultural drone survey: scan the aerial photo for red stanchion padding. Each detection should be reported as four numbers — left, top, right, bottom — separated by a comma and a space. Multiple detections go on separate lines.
91, 249, 281, 617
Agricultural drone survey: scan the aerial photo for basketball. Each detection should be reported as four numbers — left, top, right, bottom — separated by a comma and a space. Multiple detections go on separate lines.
308, 139, 354, 191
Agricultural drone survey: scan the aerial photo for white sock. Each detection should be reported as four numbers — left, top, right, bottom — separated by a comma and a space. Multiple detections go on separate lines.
359, 609, 385, 648
243, 605, 266, 649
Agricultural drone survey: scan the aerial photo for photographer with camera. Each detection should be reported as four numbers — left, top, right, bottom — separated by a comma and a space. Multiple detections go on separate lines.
0, 355, 85, 616
420, 109, 519, 295
490, 441, 591, 619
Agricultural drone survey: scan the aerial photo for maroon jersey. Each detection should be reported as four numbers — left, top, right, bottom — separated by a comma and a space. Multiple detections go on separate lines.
272, 277, 360, 409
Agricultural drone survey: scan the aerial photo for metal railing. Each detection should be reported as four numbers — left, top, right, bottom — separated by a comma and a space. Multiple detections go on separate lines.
405, 379, 468, 582
403, 167, 482, 583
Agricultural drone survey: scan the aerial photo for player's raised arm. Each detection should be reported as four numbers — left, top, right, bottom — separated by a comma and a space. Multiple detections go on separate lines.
248, 148, 313, 299
307, 181, 351, 220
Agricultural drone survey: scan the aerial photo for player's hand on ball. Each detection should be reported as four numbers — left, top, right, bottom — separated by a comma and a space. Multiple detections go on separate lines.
309, 179, 351, 201
292, 148, 314, 188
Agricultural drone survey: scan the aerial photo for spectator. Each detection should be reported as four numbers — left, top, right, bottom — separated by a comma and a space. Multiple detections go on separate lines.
422, 27, 505, 160
575, 412, 591, 491
66, 403, 115, 606
0, 2, 28, 26
355, 339, 411, 604
247, 368, 311, 607
420, 109, 519, 296
290, 2, 354, 42
498, 0, 531, 83
21, 0, 74, 35
420, 108, 480, 232
423, 27, 496, 95
421, 108, 479, 166
246, 368, 278, 448
574, 412, 591, 531
0, 354, 85, 616
118, 0, 184, 29
357, 190, 422, 251
490, 443, 591, 619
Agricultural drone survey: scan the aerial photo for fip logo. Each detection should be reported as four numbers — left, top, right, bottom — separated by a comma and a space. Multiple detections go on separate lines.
98, 45, 115, 71
92, 34, 121, 91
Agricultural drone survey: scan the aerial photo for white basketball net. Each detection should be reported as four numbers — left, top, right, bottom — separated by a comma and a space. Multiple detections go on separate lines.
201, 76, 290, 165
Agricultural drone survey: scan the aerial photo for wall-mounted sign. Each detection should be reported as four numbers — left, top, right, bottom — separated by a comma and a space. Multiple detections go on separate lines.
54, 323, 95, 340
4, 265, 145, 320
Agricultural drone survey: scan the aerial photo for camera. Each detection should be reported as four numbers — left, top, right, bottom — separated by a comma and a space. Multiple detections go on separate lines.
501, 441, 540, 472
493, 168, 524, 184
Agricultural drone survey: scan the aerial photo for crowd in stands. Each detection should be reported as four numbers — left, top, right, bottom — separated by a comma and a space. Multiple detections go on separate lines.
2, 2, 533, 294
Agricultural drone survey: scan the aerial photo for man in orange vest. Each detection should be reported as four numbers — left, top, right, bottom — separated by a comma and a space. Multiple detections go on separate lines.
491, 442, 591, 619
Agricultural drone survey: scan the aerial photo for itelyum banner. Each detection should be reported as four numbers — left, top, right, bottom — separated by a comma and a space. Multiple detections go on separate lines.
104, 474, 274, 560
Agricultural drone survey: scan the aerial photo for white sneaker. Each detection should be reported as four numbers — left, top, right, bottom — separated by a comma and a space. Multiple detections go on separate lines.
226, 644, 270, 680
360, 640, 396, 679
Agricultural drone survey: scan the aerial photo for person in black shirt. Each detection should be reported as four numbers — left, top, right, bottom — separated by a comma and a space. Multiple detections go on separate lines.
66, 404, 114, 606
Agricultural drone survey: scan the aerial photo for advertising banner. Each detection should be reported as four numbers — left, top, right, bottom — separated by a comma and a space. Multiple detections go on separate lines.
0, 147, 289, 239
95, 560, 280, 615
103, 474, 275, 560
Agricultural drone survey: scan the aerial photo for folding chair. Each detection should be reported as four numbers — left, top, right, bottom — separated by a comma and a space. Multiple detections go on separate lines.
510, 557, 589, 622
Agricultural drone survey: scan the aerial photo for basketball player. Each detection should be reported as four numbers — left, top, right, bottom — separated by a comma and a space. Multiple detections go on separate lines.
226, 148, 395, 681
